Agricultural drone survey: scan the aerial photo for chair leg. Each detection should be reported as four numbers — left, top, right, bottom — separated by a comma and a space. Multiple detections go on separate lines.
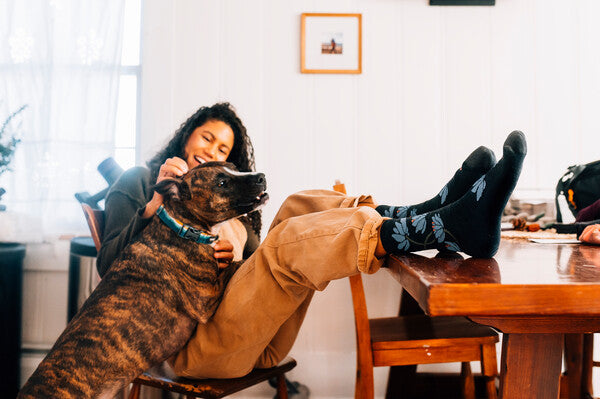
276, 374, 288, 399
356, 365, 375, 399
481, 343, 498, 399
127, 382, 141, 399
460, 362, 476, 399
565, 334, 585, 399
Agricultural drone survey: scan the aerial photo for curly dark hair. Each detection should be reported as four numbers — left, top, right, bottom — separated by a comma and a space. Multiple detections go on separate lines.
147, 102, 261, 238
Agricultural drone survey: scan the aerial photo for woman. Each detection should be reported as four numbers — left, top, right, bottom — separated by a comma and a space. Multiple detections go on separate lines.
97, 103, 259, 276
100, 102, 527, 379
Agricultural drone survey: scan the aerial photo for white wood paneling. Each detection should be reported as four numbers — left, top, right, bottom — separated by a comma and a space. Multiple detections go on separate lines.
397, 1, 443, 205
577, 0, 600, 164
489, 0, 537, 190
533, 0, 579, 192
356, 1, 402, 205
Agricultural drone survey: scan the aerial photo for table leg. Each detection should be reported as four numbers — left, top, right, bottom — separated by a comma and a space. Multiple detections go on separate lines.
499, 333, 563, 399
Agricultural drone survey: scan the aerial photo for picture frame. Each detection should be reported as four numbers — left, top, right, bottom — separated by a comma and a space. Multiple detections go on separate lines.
301, 13, 362, 74
430, 0, 495, 5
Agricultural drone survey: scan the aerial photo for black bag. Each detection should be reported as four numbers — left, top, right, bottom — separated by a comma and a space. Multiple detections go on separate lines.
555, 160, 600, 222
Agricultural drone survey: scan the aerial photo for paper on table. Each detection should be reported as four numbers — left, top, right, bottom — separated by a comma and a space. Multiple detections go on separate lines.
529, 238, 581, 244
501, 222, 514, 231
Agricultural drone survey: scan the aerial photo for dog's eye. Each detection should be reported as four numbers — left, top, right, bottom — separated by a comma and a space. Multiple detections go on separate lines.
218, 179, 227, 187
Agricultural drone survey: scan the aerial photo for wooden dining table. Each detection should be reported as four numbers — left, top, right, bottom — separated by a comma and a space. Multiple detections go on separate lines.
385, 238, 600, 399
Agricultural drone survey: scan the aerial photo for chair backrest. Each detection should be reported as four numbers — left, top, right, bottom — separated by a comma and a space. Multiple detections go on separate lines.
332, 181, 375, 376
81, 203, 106, 251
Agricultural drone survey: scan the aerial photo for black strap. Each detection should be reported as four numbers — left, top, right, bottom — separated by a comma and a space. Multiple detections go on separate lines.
555, 170, 571, 223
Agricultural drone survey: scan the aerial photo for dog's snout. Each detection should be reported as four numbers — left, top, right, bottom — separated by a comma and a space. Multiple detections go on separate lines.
256, 173, 266, 185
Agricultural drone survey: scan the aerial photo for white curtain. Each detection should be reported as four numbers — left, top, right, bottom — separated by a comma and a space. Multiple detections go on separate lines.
0, 0, 125, 235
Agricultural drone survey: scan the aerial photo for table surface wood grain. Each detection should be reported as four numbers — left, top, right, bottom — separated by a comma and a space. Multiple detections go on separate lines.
386, 239, 600, 318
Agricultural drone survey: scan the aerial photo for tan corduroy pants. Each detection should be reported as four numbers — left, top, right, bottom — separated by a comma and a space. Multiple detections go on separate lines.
169, 190, 385, 378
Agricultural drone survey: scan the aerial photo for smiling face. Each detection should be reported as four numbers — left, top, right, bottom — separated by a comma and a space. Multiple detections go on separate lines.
184, 120, 235, 168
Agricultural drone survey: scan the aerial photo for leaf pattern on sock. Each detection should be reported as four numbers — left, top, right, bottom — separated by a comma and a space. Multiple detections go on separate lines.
432, 213, 446, 243
410, 208, 417, 217
388, 214, 462, 253
391, 219, 410, 251
471, 176, 486, 201
445, 241, 461, 252
384, 206, 409, 218
412, 214, 427, 234
396, 206, 409, 218
383, 207, 396, 218
439, 184, 449, 204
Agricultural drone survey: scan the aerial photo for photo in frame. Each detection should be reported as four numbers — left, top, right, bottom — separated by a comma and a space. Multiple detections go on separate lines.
430, 0, 495, 5
301, 13, 362, 74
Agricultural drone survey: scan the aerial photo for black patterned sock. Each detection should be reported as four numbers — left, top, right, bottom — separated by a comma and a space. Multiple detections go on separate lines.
379, 131, 526, 258
375, 146, 496, 219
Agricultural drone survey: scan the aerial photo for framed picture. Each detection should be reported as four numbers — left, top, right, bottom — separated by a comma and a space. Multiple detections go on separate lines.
301, 13, 362, 74
430, 0, 494, 5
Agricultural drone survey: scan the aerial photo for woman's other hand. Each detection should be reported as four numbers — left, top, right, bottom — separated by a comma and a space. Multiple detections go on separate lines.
213, 239, 234, 269
579, 224, 600, 245
142, 157, 189, 218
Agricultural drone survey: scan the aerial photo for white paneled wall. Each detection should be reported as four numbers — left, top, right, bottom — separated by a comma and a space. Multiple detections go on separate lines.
141, 0, 600, 209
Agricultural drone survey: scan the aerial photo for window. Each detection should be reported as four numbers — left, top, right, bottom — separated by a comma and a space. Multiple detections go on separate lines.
0, 0, 141, 233
114, 0, 141, 170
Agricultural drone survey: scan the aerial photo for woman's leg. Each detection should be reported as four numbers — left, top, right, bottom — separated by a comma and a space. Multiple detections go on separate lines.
268, 189, 376, 228
253, 290, 314, 368
170, 191, 384, 378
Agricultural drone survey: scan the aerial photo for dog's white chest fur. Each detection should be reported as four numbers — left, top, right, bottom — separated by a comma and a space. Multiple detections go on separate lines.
210, 219, 247, 261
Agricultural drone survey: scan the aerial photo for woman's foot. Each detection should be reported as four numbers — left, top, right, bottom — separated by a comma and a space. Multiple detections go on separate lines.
376, 146, 496, 218
379, 131, 527, 258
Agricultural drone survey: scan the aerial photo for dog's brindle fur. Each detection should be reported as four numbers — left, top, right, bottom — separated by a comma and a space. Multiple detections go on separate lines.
19, 161, 268, 398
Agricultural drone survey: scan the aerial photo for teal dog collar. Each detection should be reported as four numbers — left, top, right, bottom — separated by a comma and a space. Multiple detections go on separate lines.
156, 205, 219, 244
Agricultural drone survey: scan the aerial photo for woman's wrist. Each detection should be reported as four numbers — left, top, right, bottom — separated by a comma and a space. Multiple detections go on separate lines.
142, 194, 163, 218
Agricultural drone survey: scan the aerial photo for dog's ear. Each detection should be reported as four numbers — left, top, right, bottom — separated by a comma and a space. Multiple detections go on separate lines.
153, 178, 191, 201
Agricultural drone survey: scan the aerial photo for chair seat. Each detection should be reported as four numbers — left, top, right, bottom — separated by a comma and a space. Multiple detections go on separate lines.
370, 315, 498, 367
132, 357, 297, 399
371, 315, 498, 350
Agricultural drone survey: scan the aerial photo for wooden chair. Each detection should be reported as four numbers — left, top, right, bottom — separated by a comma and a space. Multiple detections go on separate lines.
79, 203, 295, 399
332, 182, 499, 399
581, 334, 599, 398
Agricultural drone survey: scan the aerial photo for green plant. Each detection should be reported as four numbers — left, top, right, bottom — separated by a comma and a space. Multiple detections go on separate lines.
0, 104, 27, 177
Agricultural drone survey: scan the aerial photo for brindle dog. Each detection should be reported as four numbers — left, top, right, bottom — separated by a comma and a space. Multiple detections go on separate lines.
19, 161, 268, 398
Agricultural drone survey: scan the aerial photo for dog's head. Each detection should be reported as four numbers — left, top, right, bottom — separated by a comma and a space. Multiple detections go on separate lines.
153, 161, 268, 227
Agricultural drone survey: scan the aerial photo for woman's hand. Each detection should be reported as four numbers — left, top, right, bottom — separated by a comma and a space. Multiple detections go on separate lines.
213, 239, 234, 269
143, 157, 189, 218
580, 224, 600, 245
